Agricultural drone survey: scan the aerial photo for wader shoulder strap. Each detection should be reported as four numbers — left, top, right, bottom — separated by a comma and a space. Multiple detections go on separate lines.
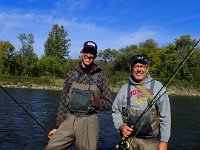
127, 83, 131, 107
91, 73, 99, 85
149, 79, 155, 100
74, 71, 80, 82
127, 80, 155, 107
73, 70, 99, 85
134, 80, 155, 101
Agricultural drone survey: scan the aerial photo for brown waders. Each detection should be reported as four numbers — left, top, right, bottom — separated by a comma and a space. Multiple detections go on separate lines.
45, 113, 99, 150
127, 137, 159, 150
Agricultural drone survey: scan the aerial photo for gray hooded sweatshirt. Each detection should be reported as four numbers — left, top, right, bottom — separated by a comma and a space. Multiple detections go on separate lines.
112, 73, 171, 142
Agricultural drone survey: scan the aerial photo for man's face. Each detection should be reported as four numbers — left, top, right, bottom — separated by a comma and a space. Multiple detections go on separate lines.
131, 62, 149, 83
81, 52, 95, 66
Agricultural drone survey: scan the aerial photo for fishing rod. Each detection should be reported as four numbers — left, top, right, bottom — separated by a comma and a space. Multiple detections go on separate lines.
0, 85, 48, 134
116, 39, 200, 149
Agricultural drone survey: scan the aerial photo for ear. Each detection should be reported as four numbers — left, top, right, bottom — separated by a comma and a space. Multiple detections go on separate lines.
80, 51, 84, 57
146, 66, 149, 72
130, 67, 132, 72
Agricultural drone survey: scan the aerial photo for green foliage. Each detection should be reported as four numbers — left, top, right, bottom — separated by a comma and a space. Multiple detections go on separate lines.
62, 59, 79, 77
173, 35, 199, 81
1, 32, 200, 91
97, 48, 119, 62
139, 39, 158, 49
98, 37, 200, 89
5, 53, 24, 76
17, 33, 39, 76
39, 56, 64, 77
156, 44, 178, 78
44, 24, 71, 60
0, 41, 15, 54
0, 41, 15, 75
109, 71, 129, 85
112, 44, 138, 72
18, 33, 35, 57
138, 39, 162, 77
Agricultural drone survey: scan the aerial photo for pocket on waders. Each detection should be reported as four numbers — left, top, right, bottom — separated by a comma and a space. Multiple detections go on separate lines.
69, 88, 94, 112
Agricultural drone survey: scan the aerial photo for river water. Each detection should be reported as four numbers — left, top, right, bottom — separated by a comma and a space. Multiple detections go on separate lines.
0, 87, 200, 150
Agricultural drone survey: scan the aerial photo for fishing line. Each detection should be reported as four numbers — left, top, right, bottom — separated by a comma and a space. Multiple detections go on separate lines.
116, 39, 200, 149
0, 85, 48, 134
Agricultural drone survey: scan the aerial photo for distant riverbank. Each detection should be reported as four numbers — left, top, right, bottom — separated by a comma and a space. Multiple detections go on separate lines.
1, 83, 200, 97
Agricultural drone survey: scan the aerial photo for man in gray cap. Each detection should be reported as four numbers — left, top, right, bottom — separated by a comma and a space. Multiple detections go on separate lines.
112, 54, 171, 150
45, 41, 112, 150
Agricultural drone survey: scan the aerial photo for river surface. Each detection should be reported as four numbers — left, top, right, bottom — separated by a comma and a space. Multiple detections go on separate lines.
0, 87, 200, 150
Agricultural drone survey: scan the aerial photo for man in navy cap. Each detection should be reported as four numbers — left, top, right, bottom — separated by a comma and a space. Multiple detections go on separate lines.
45, 41, 112, 150
112, 54, 171, 150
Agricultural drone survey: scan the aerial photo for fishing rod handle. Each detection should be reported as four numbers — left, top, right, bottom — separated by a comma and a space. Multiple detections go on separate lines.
115, 125, 134, 149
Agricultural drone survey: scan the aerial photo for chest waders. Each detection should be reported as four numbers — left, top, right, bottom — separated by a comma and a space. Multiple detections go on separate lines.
68, 71, 100, 116
120, 80, 159, 149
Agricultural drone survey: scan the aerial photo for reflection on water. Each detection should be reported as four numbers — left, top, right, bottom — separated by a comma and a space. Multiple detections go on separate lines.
0, 88, 200, 150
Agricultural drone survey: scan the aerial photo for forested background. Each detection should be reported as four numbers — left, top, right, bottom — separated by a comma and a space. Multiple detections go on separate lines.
1, 24, 200, 89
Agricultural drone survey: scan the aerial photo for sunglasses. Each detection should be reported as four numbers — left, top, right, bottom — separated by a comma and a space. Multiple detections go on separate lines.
83, 54, 95, 60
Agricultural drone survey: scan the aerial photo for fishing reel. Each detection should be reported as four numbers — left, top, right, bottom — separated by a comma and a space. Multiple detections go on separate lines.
116, 140, 130, 150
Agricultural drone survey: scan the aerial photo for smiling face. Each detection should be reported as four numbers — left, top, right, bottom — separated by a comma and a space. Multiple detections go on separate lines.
131, 62, 149, 83
80, 51, 96, 67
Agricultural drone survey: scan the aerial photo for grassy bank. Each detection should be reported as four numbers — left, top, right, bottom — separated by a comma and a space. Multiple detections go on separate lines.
0, 76, 200, 96
0, 76, 64, 90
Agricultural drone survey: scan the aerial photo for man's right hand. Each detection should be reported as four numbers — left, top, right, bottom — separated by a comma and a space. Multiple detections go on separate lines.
48, 129, 57, 138
119, 123, 133, 137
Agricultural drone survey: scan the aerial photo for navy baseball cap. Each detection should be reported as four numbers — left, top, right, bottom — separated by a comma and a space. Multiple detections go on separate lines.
131, 55, 149, 67
82, 41, 98, 55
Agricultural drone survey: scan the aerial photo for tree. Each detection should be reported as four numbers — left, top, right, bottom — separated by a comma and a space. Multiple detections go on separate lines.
18, 33, 35, 57
7, 52, 24, 76
97, 48, 119, 62
44, 24, 71, 60
18, 33, 39, 76
39, 56, 64, 77
156, 44, 178, 78
0, 41, 15, 75
139, 39, 158, 49
113, 44, 138, 72
137, 39, 162, 78
174, 35, 197, 80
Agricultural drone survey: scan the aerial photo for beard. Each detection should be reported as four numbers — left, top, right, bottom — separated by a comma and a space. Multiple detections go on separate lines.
132, 72, 148, 83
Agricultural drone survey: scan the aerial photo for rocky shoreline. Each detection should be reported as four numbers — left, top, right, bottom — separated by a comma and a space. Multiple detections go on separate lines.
112, 86, 200, 97
1, 83, 63, 91
1, 83, 200, 97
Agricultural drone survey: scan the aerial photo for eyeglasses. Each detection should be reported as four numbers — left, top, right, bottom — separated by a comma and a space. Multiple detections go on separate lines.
83, 54, 95, 60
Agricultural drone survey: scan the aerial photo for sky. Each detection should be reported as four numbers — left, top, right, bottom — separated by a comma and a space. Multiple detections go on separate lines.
0, 0, 200, 58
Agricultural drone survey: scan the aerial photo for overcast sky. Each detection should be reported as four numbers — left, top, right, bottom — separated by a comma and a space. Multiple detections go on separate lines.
0, 0, 199, 58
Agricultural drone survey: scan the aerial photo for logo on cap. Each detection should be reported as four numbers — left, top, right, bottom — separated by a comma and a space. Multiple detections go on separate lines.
86, 42, 96, 48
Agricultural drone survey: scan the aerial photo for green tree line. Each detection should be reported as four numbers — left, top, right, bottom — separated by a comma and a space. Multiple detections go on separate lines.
0, 24, 200, 88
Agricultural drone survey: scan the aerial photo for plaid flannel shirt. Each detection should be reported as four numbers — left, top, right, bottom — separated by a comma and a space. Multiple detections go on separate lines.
55, 63, 112, 128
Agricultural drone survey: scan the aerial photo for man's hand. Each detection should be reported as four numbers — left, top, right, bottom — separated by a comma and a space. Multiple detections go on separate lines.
159, 141, 167, 150
119, 123, 133, 137
91, 95, 100, 108
48, 129, 57, 138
